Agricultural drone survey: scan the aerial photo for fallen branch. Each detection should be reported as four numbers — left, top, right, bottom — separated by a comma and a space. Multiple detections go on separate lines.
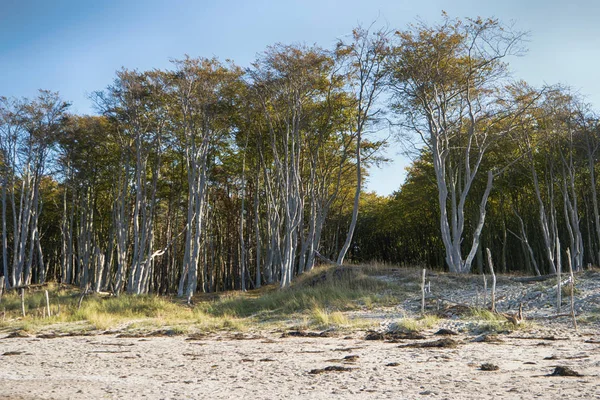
8, 283, 50, 291
314, 251, 337, 265
508, 335, 568, 340
535, 313, 573, 320
510, 274, 557, 283
424, 295, 470, 307
550, 276, 572, 291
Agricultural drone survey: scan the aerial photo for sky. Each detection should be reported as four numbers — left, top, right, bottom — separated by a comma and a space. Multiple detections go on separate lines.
1, 0, 599, 195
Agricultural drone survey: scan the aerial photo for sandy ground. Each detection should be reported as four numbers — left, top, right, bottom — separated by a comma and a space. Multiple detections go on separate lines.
1, 329, 599, 400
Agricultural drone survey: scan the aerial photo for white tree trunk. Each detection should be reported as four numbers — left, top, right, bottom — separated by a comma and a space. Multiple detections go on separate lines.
337, 135, 361, 266
1, 176, 8, 289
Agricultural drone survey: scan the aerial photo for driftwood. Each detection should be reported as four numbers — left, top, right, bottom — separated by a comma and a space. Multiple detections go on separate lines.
500, 303, 523, 326
536, 313, 572, 320
510, 274, 558, 283
398, 338, 459, 349
69, 290, 112, 298
550, 276, 572, 290
309, 366, 353, 374
508, 335, 568, 341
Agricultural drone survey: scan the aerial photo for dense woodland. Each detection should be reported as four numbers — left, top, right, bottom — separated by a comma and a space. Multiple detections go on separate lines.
1, 15, 599, 298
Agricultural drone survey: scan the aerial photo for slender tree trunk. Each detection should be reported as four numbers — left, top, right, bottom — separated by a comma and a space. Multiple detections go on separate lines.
60, 178, 69, 284
501, 217, 508, 273
1, 176, 8, 289
513, 209, 541, 276
25, 172, 41, 285
529, 152, 558, 274
337, 135, 361, 266
239, 139, 248, 291
186, 155, 208, 300
94, 245, 105, 292
36, 226, 45, 284
586, 136, 600, 265
254, 169, 261, 289
113, 162, 129, 294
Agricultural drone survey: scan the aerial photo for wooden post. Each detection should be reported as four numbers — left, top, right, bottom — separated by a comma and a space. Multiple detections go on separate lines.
20, 288, 26, 317
485, 248, 496, 313
45, 290, 51, 318
482, 273, 487, 308
566, 248, 577, 331
421, 268, 426, 314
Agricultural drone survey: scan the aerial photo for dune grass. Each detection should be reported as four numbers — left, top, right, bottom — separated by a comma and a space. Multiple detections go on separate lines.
0, 285, 195, 331
392, 315, 440, 332
200, 267, 396, 318
0, 265, 401, 334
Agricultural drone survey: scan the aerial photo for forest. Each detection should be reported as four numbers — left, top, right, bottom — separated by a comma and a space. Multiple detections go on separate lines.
1, 15, 599, 299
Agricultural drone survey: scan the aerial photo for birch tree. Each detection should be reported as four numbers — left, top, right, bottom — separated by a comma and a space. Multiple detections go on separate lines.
388, 15, 527, 273
95, 70, 167, 294
169, 57, 242, 300
335, 25, 390, 266
250, 44, 335, 287
0, 92, 67, 287
582, 115, 600, 264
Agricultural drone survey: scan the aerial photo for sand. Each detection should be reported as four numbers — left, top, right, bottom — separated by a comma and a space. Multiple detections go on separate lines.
1, 329, 599, 400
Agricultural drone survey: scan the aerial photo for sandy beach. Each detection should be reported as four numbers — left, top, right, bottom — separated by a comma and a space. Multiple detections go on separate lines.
1, 327, 599, 400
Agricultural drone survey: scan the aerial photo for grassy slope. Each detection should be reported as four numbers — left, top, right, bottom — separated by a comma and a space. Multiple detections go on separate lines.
0, 265, 405, 334
2, 264, 593, 336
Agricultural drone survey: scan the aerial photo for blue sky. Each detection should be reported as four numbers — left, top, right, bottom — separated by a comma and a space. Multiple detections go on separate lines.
1, 0, 599, 195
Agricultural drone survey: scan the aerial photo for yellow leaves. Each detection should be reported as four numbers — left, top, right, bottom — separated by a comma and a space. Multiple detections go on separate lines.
390, 13, 522, 121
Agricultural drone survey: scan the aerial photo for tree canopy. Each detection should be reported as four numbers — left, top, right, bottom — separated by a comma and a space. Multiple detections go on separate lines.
1, 14, 599, 296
